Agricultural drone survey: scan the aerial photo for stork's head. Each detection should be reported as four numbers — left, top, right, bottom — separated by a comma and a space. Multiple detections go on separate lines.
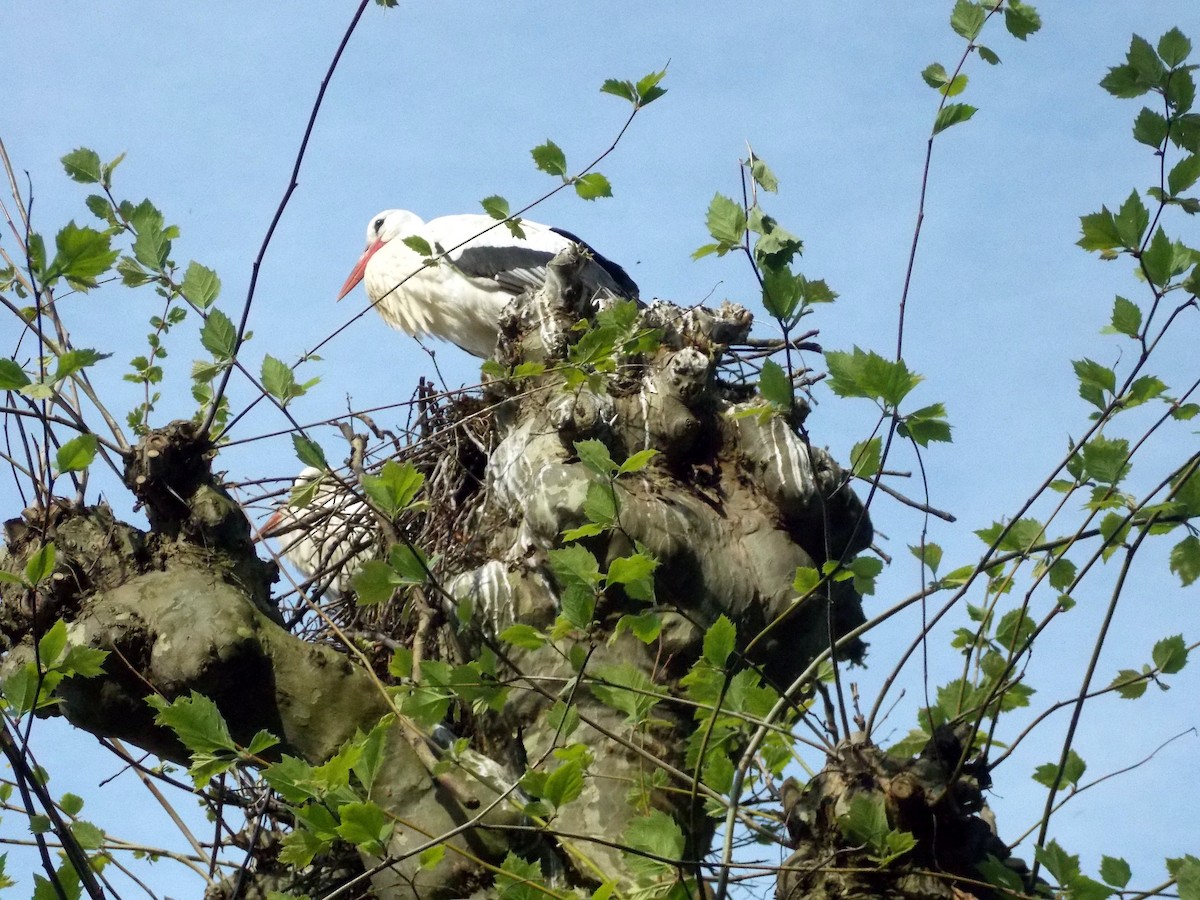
336, 209, 424, 300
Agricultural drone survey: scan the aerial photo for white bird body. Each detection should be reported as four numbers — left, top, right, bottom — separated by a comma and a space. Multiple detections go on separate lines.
338, 210, 638, 359
264, 467, 375, 597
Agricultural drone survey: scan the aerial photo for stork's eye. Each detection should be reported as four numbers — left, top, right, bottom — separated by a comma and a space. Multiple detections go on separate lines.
373, 217, 386, 234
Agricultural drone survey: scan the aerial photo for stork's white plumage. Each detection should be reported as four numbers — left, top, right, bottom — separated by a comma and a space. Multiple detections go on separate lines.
337, 210, 639, 359
263, 467, 375, 598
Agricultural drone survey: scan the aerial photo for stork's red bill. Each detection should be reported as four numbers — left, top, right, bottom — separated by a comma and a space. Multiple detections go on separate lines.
338, 209, 638, 359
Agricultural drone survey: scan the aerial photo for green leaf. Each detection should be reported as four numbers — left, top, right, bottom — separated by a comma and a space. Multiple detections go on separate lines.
995, 608, 1034, 651
617, 448, 658, 475
101, 151, 126, 187
37, 619, 69, 668
1170, 69, 1197, 116
1152, 634, 1188, 674
623, 809, 684, 878
61, 644, 108, 678
975, 517, 1045, 553
932, 103, 977, 135
600, 78, 637, 103
549, 544, 602, 592
1099, 856, 1131, 888
1103, 36, 1163, 98
24, 542, 56, 585
825, 346, 922, 407
261, 355, 302, 405
531, 140, 568, 177
920, 63, 953, 93
1169, 154, 1200, 196
387, 543, 430, 584
1048, 556, 1077, 591
1034, 840, 1082, 886
47, 221, 119, 290
606, 551, 657, 601
1078, 206, 1122, 251
1032, 750, 1086, 790
1132, 107, 1169, 148
1159, 27, 1193, 67
481, 195, 510, 221
419, 844, 446, 870
1123, 374, 1166, 407
846, 555, 884, 596
55, 433, 98, 474
115, 256, 152, 287
494, 851, 543, 900
703, 615, 736, 668
1114, 189, 1149, 249
146, 691, 236, 753
1168, 856, 1200, 900
704, 193, 747, 249
581, 481, 617, 531
759, 358, 793, 408
543, 759, 584, 808
575, 439, 616, 476
616, 611, 662, 643
361, 460, 424, 518
290, 435, 327, 471
1072, 358, 1115, 410
499, 623, 547, 650
1129, 33, 1167, 84
839, 792, 889, 846
132, 220, 173, 270
396, 235, 432, 259
950, 0, 985, 41
0, 359, 30, 390
761, 266, 802, 319
1080, 435, 1129, 485
336, 800, 392, 853
978, 854, 1027, 894
1003, 0, 1041, 40
793, 565, 820, 595
749, 209, 802, 268
574, 173, 612, 201
749, 157, 779, 192
351, 560, 400, 606
909, 542, 943, 575
1100, 64, 1145, 99
279, 826, 329, 867
590, 663, 660, 723
941, 74, 969, 97
245, 729, 280, 756
634, 68, 668, 106
976, 45, 1001, 65
181, 261, 221, 309
1107, 295, 1141, 337
850, 436, 881, 478
51, 348, 107, 384
1171, 535, 1200, 586
201, 309, 237, 360
899, 402, 952, 446
1141, 227, 1174, 286
1109, 668, 1148, 699
62, 148, 103, 184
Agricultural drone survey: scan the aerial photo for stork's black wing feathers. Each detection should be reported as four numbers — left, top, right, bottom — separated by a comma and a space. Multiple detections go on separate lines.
549, 227, 640, 300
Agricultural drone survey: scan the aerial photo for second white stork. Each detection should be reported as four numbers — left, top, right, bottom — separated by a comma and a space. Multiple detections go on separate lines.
337, 210, 639, 359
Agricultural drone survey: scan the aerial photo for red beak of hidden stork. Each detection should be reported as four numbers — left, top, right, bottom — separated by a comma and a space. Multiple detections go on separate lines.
336, 237, 387, 300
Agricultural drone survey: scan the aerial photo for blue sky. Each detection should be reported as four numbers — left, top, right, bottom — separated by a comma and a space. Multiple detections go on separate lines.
4, 3, 1198, 896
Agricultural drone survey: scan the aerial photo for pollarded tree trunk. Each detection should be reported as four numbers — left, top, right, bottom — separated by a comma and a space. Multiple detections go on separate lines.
0, 248, 1028, 899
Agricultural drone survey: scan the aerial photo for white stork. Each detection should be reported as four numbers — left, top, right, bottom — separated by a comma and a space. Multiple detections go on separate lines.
337, 210, 639, 359
262, 467, 375, 598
